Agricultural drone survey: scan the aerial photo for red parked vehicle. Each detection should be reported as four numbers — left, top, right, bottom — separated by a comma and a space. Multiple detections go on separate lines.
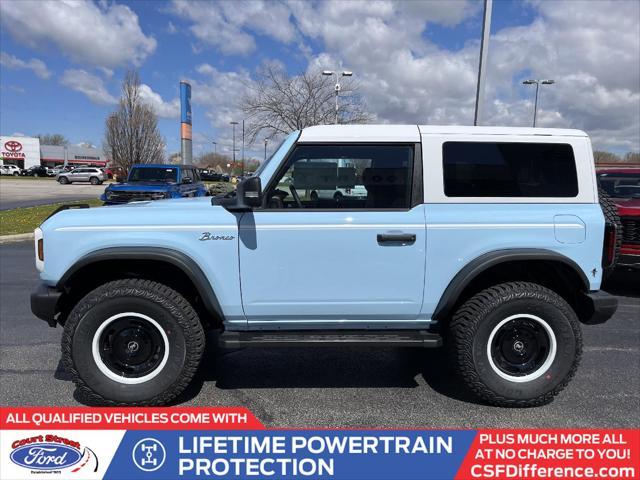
597, 167, 640, 269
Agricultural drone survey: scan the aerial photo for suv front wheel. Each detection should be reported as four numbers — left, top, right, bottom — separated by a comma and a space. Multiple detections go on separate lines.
448, 282, 582, 407
62, 279, 205, 405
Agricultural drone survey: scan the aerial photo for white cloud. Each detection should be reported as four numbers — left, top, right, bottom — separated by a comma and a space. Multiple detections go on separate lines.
297, 0, 640, 151
169, 0, 639, 152
0, 0, 156, 68
170, 0, 296, 55
138, 84, 180, 118
187, 64, 253, 155
60, 69, 117, 105
0, 52, 51, 79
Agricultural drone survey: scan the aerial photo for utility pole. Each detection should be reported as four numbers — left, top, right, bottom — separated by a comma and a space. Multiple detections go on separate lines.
241, 120, 245, 176
264, 139, 268, 161
322, 70, 353, 124
473, 0, 492, 126
230, 121, 238, 172
522, 79, 555, 127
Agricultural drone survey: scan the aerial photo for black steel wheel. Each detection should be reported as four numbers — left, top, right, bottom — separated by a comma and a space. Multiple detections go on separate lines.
97, 314, 167, 380
489, 316, 552, 378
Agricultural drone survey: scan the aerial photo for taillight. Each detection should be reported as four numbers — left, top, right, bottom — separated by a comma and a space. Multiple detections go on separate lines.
602, 222, 617, 268
37, 238, 44, 261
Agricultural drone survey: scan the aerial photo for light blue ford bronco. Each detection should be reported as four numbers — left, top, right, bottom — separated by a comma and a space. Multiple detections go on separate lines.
31, 125, 619, 407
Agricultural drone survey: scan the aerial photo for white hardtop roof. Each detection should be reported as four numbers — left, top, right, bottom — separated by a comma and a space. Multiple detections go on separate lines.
298, 124, 587, 142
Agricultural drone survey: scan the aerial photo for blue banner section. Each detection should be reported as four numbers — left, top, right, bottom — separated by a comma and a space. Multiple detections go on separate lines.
104, 430, 476, 480
180, 82, 192, 125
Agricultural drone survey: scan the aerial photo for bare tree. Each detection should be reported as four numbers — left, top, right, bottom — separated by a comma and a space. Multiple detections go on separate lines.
105, 71, 165, 173
37, 134, 69, 146
241, 64, 372, 143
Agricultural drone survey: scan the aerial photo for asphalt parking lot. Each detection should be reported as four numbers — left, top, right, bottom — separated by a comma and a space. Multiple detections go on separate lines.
0, 178, 104, 210
1, 240, 638, 428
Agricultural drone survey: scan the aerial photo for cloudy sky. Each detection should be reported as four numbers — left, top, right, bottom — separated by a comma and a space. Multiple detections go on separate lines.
1, 0, 638, 159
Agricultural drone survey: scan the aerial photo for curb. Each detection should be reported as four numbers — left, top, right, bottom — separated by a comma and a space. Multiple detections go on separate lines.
0, 233, 34, 244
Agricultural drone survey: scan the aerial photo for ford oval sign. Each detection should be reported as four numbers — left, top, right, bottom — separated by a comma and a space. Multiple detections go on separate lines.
10, 443, 82, 471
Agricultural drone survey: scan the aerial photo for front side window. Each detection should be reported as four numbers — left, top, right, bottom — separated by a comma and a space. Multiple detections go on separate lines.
443, 142, 578, 197
265, 144, 414, 209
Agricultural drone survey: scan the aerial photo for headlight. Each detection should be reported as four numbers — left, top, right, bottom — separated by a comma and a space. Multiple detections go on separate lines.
34, 228, 44, 272
106, 191, 114, 199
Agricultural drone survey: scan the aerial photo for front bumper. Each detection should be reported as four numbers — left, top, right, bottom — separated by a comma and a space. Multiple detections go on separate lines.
578, 291, 618, 325
30, 282, 62, 327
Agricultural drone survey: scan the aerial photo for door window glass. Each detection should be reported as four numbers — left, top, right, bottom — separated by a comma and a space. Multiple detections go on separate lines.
265, 144, 414, 209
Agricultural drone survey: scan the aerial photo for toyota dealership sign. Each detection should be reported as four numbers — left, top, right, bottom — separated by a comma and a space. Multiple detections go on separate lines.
0, 136, 40, 169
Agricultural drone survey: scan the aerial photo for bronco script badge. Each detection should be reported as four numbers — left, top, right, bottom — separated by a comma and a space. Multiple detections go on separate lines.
199, 232, 235, 241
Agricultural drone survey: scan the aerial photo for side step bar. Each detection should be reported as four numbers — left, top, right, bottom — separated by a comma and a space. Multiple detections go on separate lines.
218, 330, 442, 348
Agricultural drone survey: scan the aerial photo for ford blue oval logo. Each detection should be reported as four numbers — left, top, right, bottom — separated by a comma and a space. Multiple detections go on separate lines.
10, 443, 82, 470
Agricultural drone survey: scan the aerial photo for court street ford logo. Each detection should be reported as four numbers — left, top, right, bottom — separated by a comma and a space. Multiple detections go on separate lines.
10, 435, 83, 471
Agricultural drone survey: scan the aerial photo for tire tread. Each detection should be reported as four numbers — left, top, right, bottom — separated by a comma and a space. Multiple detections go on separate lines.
448, 281, 582, 407
61, 278, 205, 406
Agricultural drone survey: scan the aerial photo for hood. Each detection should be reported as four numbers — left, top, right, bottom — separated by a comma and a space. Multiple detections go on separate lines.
107, 181, 176, 192
41, 197, 226, 229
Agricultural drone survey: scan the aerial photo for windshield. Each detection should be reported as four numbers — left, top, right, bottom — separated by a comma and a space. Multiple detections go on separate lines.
598, 172, 640, 199
255, 131, 300, 182
128, 167, 178, 183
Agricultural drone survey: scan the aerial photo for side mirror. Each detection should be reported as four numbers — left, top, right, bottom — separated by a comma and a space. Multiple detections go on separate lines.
215, 176, 262, 211
237, 176, 262, 208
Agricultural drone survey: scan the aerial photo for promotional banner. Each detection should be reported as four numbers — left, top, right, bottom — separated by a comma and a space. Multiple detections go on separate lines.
1, 408, 638, 480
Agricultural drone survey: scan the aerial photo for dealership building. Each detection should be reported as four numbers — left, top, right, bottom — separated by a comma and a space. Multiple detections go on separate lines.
0, 135, 109, 169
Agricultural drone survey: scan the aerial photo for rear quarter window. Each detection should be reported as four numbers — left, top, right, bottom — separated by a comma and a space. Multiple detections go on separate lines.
443, 142, 578, 198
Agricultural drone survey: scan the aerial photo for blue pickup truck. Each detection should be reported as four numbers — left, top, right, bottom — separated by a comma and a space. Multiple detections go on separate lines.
31, 125, 619, 407
101, 164, 207, 204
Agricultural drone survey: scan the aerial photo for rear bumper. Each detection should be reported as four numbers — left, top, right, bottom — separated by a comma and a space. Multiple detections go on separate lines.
30, 282, 62, 327
578, 291, 618, 325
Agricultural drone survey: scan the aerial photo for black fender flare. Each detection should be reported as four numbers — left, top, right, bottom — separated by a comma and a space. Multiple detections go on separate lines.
432, 248, 590, 322
58, 247, 224, 320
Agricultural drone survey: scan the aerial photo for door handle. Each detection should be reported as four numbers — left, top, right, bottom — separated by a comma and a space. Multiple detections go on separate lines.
377, 233, 416, 245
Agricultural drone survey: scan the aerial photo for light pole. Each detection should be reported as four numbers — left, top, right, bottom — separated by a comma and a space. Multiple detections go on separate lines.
241, 120, 245, 176
211, 141, 217, 156
322, 70, 353, 124
264, 139, 268, 161
474, 0, 493, 126
522, 79, 554, 127
230, 121, 238, 168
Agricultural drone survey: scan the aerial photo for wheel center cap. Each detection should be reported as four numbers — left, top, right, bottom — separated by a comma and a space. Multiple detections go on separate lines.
513, 340, 525, 353
127, 341, 140, 353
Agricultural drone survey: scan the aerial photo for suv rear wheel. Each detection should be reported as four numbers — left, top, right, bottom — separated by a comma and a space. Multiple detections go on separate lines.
448, 282, 582, 407
62, 279, 205, 405
90, 176, 100, 185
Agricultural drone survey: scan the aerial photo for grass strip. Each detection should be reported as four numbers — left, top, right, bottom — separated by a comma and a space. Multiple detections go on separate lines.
0, 199, 103, 236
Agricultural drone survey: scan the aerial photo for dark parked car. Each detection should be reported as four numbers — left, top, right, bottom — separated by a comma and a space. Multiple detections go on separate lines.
21, 165, 52, 178
101, 164, 208, 204
199, 169, 222, 181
